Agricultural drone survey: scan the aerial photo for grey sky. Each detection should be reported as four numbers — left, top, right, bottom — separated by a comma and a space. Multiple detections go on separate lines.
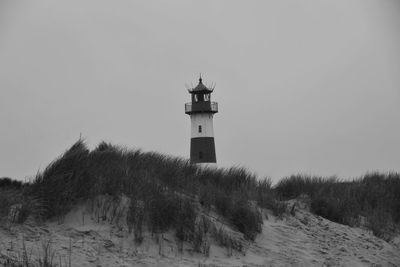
1, 0, 399, 183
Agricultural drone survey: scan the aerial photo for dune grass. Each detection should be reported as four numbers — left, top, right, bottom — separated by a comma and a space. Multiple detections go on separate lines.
2, 140, 399, 243
23, 140, 268, 242
275, 173, 400, 239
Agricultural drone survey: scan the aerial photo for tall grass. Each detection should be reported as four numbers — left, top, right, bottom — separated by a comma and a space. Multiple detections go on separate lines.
24, 140, 272, 242
6, 139, 399, 242
0, 237, 66, 267
275, 173, 400, 239
0, 189, 22, 221
0, 178, 24, 189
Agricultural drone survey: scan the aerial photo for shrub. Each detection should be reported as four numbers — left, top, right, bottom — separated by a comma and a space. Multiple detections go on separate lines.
275, 175, 337, 199
147, 189, 179, 234
127, 199, 145, 243
175, 200, 197, 242
269, 200, 287, 219
198, 183, 215, 211
367, 208, 393, 240
231, 199, 262, 241
0, 189, 21, 220
0, 177, 24, 189
212, 226, 245, 255
214, 191, 232, 217
310, 195, 341, 223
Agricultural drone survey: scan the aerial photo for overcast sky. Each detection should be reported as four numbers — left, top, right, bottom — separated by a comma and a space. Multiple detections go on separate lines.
0, 0, 399, 183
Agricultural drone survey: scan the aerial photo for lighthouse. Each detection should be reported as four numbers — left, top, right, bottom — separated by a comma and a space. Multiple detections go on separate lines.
185, 76, 218, 164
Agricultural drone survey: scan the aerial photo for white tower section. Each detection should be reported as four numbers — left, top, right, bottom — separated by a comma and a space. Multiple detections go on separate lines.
190, 113, 215, 138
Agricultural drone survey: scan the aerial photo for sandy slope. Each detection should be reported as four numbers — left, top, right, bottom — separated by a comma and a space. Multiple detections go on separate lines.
1, 200, 399, 267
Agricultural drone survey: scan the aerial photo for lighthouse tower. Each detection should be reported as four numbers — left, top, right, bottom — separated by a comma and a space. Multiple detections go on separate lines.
185, 76, 218, 164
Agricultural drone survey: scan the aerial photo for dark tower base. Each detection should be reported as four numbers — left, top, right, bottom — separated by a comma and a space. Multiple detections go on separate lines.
190, 137, 216, 163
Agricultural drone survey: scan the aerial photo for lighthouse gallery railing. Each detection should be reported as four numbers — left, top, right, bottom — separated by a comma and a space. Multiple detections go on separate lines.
185, 102, 218, 114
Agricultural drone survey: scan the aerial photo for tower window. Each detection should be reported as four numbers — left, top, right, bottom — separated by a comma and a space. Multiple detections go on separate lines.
199, 151, 203, 159
198, 125, 202, 133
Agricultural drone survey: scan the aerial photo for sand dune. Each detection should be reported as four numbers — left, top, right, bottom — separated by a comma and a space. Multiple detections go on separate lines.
1, 199, 399, 266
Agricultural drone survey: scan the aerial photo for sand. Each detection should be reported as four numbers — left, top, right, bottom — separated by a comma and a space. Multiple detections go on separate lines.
1, 199, 399, 267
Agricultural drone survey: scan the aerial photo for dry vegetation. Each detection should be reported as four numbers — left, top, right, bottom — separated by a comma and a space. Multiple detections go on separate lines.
275, 173, 400, 240
1, 140, 270, 256
1, 140, 399, 265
